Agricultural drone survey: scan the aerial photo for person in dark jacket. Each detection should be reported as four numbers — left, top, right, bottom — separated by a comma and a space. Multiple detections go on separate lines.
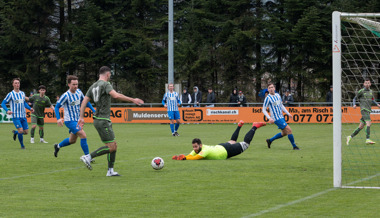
326, 86, 333, 105
206, 87, 216, 107
180, 88, 192, 107
191, 86, 202, 107
229, 88, 238, 107
237, 91, 247, 107
282, 90, 294, 107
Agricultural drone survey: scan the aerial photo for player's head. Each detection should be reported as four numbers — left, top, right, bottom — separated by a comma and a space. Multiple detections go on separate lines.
38, 85, 47, 95
267, 83, 275, 94
99, 66, 111, 81
12, 78, 21, 90
192, 138, 203, 154
168, 83, 174, 92
363, 78, 371, 88
67, 75, 79, 92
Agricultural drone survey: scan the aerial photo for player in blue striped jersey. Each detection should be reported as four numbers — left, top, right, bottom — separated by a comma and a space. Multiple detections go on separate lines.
263, 83, 300, 150
53, 75, 96, 158
1, 78, 34, 149
162, 83, 181, 136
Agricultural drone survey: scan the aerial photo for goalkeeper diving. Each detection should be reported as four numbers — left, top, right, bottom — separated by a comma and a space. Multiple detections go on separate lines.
172, 121, 266, 160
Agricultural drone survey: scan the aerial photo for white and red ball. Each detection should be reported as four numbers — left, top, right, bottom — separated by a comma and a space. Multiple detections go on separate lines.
151, 157, 164, 170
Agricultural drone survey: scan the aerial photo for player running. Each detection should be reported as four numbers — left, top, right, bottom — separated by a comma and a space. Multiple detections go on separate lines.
162, 83, 181, 136
346, 78, 380, 145
172, 121, 266, 160
263, 83, 300, 150
78, 66, 144, 177
1, 78, 34, 149
53, 75, 96, 158
28, 85, 55, 144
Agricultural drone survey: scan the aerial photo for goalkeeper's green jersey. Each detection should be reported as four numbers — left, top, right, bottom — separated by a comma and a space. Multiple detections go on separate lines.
29, 94, 52, 118
190, 145, 228, 160
355, 88, 375, 112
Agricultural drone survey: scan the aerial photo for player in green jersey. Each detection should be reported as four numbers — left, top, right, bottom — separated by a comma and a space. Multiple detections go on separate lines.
27, 85, 55, 143
172, 121, 266, 160
347, 78, 380, 145
78, 66, 144, 176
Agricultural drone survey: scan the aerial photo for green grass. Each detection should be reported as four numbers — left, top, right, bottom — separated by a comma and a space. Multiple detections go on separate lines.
0, 123, 379, 217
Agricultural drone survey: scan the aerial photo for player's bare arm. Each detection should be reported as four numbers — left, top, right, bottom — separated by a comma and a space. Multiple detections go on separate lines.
78, 96, 91, 128
109, 90, 144, 105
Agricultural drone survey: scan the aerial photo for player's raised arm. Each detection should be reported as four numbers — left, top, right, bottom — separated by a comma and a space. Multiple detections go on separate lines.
109, 90, 144, 105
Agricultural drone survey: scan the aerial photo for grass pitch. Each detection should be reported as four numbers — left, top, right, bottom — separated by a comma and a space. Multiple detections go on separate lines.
0, 123, 379, 217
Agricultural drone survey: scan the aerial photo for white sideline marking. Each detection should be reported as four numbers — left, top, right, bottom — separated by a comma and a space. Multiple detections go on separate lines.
0, 155, 171, 181
242, 173, 380, 218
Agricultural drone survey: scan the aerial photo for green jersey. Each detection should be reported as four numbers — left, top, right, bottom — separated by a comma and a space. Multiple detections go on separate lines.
29, 94, 52, 118
355, 88, 375, 112
190, 145, 228, 160
86, 80, 113, 120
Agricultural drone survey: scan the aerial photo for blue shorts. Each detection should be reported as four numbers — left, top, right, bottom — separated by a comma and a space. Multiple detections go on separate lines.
168, 111, 180, 120
64, 121, 82, 135
274, 118, 288, 130
13, 118, 29, 130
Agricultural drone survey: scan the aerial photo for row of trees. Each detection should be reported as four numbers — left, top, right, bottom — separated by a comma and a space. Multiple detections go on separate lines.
0, 0, 379, 102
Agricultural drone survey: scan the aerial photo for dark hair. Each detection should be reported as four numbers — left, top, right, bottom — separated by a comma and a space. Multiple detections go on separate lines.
364, 78, 371, 82
192, 138, 202, 145
38, 85, 46, 91
12, 78, 21, 84
99, 66, 111, 75
67, 75, 78, 84
267, 82, 275, 88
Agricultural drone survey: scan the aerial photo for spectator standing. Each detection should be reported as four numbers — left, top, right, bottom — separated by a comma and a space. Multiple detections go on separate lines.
282, 90, 294, 107
206, 87, 216, 107
326, 85, 333, 105
191, 86, 202, 107
229, 88, 238, 107
180, 88, 192, 107
237, 91, 247, 107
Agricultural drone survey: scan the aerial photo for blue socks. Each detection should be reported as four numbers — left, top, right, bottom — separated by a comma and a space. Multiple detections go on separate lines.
80, 138, 89, 155
175, 123, 180, 131
18, 133, 24, 148
59, 138, 71, 148
170, 124, 175, 133
270, 133, 283, 142
288, 134, 297, 148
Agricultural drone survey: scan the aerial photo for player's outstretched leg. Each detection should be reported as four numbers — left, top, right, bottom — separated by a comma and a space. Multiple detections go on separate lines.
12, 130, 17, 141
266, 132, 283, 149
106, 152, 120, 176
230, 120, 244, 141
53, 138, 70, 157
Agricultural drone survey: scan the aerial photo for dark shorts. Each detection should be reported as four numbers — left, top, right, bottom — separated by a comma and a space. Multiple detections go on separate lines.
31, 115, 44, 126
219, 142, 243, 158
360, 110, 371, 123
94, 119, 115, 143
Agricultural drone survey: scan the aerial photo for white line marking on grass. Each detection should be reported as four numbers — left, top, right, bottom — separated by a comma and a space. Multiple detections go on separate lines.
242, 173, 380, 217
0, 155, 173, 181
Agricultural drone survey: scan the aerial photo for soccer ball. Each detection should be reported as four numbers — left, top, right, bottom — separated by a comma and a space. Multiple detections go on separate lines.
151, 157, 164, 170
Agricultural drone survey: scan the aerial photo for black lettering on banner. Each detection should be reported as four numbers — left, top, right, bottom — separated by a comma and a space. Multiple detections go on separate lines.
316, 114, 322, 122
284, 114, 289, 122
293, 114, 299, 122
263, 116, 269, 122
300, 114, 305, 122
115, 110, 122, 118
306, 114, 312, 122
323, 114, 329, 122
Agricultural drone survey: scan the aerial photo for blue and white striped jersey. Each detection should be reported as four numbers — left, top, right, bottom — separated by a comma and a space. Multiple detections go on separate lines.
162, 91, 181, 112
3, 90, 27, 118
57, 89, 85, 122
263, 93, 286, 121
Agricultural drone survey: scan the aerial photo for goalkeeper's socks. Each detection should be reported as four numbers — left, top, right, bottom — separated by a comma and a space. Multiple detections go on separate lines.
288, 134, 297, 148
80, 138, 89, 155
170, 124, 175, 133
58, 138, 71, 148
230, 126, 242, 141
270, 133, 283, 142
175, 123, 180, 131
91, 146, 110, 158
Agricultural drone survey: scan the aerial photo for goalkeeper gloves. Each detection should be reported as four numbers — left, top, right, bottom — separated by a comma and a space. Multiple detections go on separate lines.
172, 154, 186, 160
